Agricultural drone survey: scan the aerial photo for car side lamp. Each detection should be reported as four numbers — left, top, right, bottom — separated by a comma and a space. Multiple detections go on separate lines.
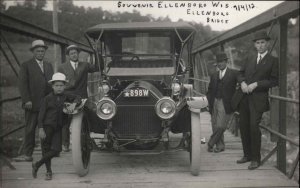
98, 80, 110, 97
171, 82, 181, 96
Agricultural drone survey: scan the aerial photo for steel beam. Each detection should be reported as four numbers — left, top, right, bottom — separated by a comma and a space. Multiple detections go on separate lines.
0, 12, 92, 53
192, 1, 299, 53
277, 18, 288, 175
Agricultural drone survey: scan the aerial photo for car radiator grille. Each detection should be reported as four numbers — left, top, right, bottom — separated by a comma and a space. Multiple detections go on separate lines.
112, 94, 162, 139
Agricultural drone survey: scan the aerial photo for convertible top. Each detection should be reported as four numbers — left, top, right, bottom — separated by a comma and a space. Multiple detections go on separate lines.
85, 22, 196, 39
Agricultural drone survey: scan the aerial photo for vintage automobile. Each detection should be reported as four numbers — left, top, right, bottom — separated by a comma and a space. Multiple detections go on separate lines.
68, 22, 208, 177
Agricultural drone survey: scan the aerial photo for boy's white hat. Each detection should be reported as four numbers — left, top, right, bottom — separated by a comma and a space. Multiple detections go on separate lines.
48, 73, 69, 83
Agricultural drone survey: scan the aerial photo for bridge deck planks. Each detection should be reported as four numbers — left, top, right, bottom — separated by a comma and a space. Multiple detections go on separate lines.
1, 112, 298, 188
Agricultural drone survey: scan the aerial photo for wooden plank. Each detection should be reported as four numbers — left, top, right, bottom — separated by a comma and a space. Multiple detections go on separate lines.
1, 112, 297, 188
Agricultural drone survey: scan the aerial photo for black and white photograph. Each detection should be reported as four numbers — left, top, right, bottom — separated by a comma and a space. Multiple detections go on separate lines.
0, 1, 299, 187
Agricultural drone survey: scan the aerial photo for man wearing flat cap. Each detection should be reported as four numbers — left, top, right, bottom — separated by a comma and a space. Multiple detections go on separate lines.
57, 44, 99, 152
16, 40, 54, 161
235, 30, 278, 170
206, 52, 238, 153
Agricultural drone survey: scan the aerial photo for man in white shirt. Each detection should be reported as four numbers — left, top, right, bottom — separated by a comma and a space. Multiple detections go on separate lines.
236, 30, 279, 170
16, 40, 54, 161
206, 52, 238, 153
57, 44, 99, 152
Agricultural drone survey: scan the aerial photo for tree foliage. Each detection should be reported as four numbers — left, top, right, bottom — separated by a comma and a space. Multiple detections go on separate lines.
3, 1, 217, 47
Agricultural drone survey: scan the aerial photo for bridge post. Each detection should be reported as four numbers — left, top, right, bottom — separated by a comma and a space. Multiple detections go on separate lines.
199, 53, 207, 94
60, 45, 66, 63
277, 18, 288, 175
220, 44, 225, 52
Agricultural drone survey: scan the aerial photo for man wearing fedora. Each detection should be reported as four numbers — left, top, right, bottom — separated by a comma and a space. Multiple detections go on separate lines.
235, 30, 278, 170
16, 40, 54, 161
206, 52, 238, 153
57, 44, 99, 152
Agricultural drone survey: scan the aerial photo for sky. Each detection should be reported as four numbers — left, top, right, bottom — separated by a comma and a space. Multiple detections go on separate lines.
4, 1, 284, 31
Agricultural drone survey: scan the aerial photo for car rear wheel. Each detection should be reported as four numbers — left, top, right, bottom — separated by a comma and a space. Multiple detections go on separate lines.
190, 111, 201, 176
71, 111, 92, 177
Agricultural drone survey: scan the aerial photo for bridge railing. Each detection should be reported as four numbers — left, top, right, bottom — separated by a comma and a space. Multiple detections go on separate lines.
191, 1, 299, 179
0, 12, 94, 104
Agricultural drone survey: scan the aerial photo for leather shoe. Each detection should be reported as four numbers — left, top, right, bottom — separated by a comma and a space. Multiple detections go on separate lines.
207, 145, 213, 152
236, 156, 251, 164
45, 172, 52, 180
213, 148, 224, 153
32, 162, 38, 178
248, 161, 260, 170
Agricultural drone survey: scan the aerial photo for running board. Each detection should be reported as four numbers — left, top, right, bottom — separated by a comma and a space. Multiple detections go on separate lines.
117, 148, 185, 155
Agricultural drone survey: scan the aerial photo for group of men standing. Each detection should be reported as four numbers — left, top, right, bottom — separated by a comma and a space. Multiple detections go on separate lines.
15, 40, 98, 162
15, 29, 279, 172
206, 30, 278, 170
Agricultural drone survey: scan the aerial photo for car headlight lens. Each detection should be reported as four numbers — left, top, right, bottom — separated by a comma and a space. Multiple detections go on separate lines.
171, 82, 181, 95
155, 97, 176, 119
96, 97, 116, 120
100, 102, 113, 114
161, 102, 173, 114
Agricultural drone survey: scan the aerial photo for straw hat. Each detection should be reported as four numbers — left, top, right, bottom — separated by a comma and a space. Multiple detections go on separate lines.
30, 40, 48, 51
48, 73, 69, 83
66, 44, 80, 55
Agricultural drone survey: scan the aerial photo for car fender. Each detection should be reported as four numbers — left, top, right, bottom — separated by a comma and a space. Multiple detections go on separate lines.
186, 97, 208, 113
63, 99, 88, 115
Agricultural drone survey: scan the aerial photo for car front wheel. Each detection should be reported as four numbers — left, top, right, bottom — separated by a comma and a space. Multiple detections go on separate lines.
71, 111, 92, 177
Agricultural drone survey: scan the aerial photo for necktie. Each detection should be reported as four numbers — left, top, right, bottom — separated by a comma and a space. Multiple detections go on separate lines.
38, 61, 44, 73
219, 70, 223, 79
257, 55, 262, 64
74, 62, 78, 70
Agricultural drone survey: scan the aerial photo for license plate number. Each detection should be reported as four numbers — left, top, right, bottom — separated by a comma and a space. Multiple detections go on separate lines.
124, 89, 149, 97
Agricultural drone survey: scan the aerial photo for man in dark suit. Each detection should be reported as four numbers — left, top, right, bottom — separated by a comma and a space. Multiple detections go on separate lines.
207, 52, 238, 153
57, 44, 99, 151
16, 40, 54, 161
236, 31, 278, 170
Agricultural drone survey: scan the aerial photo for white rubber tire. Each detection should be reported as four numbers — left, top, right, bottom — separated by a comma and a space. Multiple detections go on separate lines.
190, 111, 201, 176
71, 111, 90, 177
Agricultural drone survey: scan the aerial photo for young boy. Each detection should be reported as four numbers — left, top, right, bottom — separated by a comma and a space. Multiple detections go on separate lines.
32, 72, 81, 180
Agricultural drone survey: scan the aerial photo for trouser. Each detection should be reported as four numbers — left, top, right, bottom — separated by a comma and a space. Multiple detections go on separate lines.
62, 115, 72, 147
23, 110, 39, 157
238, 95, 263, 162
36, 126, 60, 172
208, 99, 232, 150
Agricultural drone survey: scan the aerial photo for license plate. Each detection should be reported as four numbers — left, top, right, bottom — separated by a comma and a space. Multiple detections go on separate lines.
124, 89, 149, 97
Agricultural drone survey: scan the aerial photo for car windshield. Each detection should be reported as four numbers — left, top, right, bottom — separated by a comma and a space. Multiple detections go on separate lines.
103, 32, 172, 60
100, 31, 176, 76
122, 33, 170, 56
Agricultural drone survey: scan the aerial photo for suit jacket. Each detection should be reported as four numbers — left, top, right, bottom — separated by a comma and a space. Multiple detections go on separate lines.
38, 92, 81, 129
57, 61, 99, 98
18, 58, 54, 112
207, 68, 238, 114
237, 53, 279, 112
